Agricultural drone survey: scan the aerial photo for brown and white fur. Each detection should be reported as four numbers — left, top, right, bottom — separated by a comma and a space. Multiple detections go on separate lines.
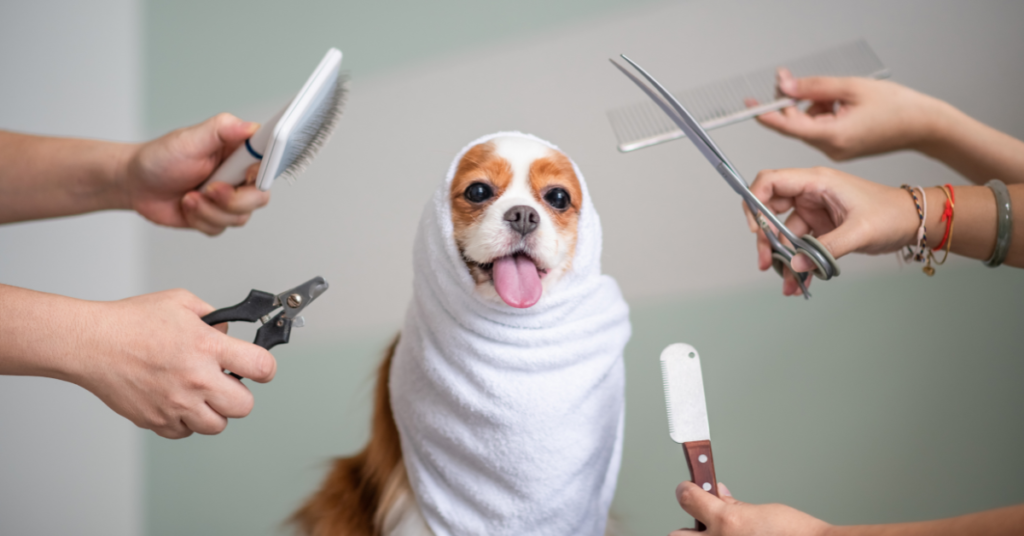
291, 136, 585, 535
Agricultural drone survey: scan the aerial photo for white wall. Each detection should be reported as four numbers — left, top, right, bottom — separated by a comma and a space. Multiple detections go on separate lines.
0, 1, 144, 535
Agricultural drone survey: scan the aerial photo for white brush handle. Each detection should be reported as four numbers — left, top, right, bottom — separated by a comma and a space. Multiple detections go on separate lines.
202, 106, 286, 189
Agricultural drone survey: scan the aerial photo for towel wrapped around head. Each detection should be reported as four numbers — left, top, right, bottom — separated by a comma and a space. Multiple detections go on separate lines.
389, 132, 632, 536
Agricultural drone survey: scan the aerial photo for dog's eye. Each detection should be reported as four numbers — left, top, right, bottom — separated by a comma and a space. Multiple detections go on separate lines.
464, 182, 494, 203
543, 188, 570, 210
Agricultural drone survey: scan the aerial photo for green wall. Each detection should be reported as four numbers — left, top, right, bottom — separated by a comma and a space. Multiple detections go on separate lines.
141, 1, 1024, 535
143, 0, 667, 133
147, 265, 1024, 535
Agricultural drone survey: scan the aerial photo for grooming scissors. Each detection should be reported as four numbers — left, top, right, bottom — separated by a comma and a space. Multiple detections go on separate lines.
610, 55, 840, 298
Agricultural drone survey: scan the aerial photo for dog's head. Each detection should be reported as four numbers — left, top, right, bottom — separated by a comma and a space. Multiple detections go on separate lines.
450, 136, 582, 308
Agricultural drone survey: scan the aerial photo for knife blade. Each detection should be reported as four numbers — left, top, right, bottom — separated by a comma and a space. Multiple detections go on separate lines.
660, 343, 718, 531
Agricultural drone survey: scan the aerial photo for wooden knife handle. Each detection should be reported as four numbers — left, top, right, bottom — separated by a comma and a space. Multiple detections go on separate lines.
683, 440, 718, 531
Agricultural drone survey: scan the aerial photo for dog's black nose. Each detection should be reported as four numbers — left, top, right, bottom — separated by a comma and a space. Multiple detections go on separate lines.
503, 205, 539, 236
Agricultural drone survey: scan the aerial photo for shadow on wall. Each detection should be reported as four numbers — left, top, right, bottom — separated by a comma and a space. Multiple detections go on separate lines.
147, 265, 1024, 536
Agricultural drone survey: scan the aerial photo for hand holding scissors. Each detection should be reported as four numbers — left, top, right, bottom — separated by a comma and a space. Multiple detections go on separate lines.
611, 55, 841, 299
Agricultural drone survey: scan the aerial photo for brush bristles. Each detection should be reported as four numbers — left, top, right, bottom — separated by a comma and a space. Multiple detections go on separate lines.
660, 359, 675, 438
279, 72, 350, 185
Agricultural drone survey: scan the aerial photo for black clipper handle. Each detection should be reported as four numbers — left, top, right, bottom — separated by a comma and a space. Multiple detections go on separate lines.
201, 289, 291, 379
202, 289, 276, 325
253, 311, 292, 351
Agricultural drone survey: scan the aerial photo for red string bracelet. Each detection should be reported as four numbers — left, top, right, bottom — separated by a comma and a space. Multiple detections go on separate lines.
933, 184, 956, 251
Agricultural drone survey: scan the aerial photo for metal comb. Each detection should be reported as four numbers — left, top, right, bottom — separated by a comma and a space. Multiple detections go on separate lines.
607, 39, 889, 152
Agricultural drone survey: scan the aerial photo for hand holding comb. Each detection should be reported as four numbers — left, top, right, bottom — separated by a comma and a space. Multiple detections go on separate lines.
660, 343, 718, 531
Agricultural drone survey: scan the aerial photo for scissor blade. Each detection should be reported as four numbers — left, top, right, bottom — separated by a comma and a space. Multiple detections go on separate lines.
616, 55, 734, 171
609, 59, 720, 168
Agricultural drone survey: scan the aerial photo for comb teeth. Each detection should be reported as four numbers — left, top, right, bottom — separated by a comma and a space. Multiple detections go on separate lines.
609, 39, 889, 152
660, 358, 676, 439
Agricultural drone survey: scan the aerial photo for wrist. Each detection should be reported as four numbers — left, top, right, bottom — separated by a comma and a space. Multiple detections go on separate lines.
106, 141, 138, 211
914, 99, 971, 157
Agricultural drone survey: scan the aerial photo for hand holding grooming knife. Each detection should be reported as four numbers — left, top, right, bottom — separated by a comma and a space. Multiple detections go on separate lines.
660, 343, 718, 531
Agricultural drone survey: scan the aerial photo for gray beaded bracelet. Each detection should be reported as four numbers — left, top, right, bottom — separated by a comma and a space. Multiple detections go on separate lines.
984, 179, 1012, 268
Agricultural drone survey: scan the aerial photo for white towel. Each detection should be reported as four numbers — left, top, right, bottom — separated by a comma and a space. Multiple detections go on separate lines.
389, 132, 632, 536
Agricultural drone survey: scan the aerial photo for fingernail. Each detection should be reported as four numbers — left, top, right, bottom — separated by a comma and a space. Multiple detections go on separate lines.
183, 194, 198, 209
244, 121, 260, 134
204, 182, 225, 197
718, 483, 732, 497
777, 68, 795, 94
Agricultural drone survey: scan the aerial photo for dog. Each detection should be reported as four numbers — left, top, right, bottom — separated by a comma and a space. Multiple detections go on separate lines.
291, 133, 629, 536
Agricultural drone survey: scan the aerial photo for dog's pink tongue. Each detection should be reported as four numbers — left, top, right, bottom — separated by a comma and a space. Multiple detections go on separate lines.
492, 254, 543, 308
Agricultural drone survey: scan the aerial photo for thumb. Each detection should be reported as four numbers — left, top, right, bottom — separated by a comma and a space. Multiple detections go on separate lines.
792, 224, 859, 272
195, 113, 259, 156
676, 481, 723, 526
778, 69, 856, 102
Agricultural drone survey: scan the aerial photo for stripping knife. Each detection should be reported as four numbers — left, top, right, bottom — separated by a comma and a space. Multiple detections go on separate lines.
660, 343, 718, 531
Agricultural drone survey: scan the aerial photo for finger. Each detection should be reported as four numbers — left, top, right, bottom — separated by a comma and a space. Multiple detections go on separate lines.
749, 168, 829, 205
756, 227, 773, 271
145, 408, 193, 439
782, 266, 797, 296
153, 424, 193, 440
244, 162, 259, 186
204, 374, 256, 419
780, 72, 857, 102
718, 482, 738, 502
181, 192, 225, 236
767, 105, 837, 141
781, 212, 812, 296
202, 182, 271, 215
206, 113, 259, 157
783, 213, 817, 274
676, 481, 724, 525
742, 201, 757, 233
182, 114, 259, 167
754, 107, 791, 132
180, 402, 229, 435
169, 288, 228, 334
793, 222, 860, 272
217, 336, 277, 383
182, 191, 249, 234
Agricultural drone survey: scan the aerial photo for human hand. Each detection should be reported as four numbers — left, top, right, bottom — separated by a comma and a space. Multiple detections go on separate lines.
671, 481, 831, 536
72, 289, 277, 439
753, 68, 948, 161
744, 167, 919, 296
123, 113, 270, 236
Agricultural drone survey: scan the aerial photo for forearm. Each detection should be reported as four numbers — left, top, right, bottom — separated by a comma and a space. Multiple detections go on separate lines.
917, 184, 1023, 267
918, 104, 1024, 185
0, 131, 135, 223
0, 284, 95, 382
827, 504, 1024, 536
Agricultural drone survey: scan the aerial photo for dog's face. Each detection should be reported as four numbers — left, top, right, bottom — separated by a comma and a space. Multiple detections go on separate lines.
450, 136, 582, 308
